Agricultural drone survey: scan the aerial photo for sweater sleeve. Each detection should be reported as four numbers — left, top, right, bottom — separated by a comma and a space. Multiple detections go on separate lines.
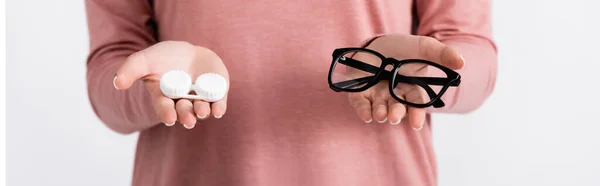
415, 0, 499, 113
85, 0, 160, 134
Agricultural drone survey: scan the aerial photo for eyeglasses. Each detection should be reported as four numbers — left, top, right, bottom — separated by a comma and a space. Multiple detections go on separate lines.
327, 47, 461, 108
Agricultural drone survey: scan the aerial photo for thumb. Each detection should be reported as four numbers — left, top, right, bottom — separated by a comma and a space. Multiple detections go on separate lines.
114, 52, 151, 90
419, 37, 465, 70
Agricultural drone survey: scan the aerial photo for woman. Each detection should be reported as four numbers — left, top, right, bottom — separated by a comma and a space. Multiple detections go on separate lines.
85, 0, 497, 185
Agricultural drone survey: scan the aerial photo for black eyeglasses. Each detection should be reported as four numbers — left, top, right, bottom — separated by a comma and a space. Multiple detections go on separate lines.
327, 47, 461, 108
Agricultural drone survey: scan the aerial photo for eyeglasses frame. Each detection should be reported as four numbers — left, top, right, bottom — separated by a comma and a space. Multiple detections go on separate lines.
327, 47, 461, 108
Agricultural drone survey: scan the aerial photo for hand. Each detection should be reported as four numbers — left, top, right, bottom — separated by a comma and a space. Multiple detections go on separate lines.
348, 34, 464, 130
112, 41, 230, 129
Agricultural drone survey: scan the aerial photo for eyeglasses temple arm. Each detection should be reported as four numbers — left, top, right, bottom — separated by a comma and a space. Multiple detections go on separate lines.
339, 58, 460, 86
333, 75, 445, 108
331, 76, 373, 89
336, 58, 458, 108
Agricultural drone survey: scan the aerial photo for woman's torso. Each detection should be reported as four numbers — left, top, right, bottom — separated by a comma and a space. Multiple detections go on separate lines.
132, 1, 437, 185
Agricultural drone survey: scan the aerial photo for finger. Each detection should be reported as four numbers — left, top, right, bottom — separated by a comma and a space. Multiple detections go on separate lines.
349, 94, 373, 123
407, 107, 426, 131
210, 96, 227, 119
148, 83, 177, 126
176, 99, 197, 129
395, 80, 427, 130
418, 36, 465, 70
371, 99, 388, 123
193, 100, 211, 120
387, 100, 407, 125
114, 52, 152, 90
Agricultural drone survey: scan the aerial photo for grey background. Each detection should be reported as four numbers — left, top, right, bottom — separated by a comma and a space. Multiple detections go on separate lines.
7, 0, 600, 185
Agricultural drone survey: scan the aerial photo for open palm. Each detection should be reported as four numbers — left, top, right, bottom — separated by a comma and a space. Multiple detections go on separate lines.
113, 41, 230, 129
347, 34, 464, 130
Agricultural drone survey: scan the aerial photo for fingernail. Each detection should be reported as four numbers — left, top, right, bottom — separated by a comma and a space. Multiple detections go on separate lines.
413, 125, 424, 131
113, 75, 120, 90
184, 123, 195, 129
377, 117, 388, 123
197, 114, 207, 119
365, 119, 372, 123
390, 119, 401, 125
164, 122, 175, 127
214, 115, 222, 119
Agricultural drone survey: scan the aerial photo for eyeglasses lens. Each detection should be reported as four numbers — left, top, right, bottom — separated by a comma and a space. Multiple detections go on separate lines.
331, 50, 382, 90
391, 62, 447, 105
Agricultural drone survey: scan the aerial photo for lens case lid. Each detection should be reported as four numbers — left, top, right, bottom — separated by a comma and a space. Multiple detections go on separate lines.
159, 70, 227, 102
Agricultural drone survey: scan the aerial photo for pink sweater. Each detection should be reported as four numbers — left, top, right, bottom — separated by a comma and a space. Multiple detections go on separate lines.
85, 0, 497, 185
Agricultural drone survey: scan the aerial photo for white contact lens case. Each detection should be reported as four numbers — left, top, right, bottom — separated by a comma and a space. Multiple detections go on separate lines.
159, 70, 227, 102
